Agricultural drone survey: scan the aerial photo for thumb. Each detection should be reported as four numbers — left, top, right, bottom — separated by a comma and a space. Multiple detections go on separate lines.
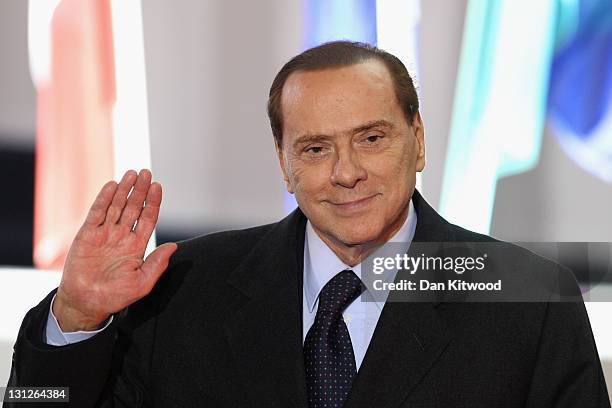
140, 242, 178, 293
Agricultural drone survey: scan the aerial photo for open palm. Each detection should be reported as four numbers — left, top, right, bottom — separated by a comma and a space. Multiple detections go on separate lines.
54, 169, 177, 331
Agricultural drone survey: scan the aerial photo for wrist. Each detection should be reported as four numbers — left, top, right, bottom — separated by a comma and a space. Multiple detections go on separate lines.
52, 291, 109, 332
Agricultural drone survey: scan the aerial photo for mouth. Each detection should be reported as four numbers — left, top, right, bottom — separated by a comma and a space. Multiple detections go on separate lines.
327, 194, 379, 212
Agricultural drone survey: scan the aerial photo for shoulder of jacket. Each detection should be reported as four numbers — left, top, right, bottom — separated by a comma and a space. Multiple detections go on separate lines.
171, 222, 276, 262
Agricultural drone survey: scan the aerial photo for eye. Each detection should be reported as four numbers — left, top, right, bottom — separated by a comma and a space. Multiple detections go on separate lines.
304, 145, 328, 155
364, 135, 383, 143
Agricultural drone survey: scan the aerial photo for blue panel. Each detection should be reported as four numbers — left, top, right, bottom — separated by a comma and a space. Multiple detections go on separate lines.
547, 0, 612, 184
548, 0, 612, 137
303, 0, 377, 48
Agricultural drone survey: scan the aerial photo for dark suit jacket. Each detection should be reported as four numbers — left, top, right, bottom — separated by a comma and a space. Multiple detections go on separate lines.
5, 190, 610, 407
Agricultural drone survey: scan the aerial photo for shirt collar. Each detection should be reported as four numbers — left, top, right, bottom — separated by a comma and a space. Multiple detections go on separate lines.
304, 198, 417, 312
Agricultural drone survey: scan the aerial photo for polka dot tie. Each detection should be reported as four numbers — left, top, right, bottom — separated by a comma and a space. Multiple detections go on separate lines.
304, 270, 365, 408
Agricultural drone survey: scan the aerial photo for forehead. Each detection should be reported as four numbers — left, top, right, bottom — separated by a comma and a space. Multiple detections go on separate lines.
280, 60, 402, 139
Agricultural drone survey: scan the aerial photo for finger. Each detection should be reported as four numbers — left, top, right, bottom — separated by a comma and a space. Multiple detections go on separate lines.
106, 170, 138, 224
119, 169, 152, 228
134, 181, 162, 244
84, 181, 118, 226
139, 242, 177, 295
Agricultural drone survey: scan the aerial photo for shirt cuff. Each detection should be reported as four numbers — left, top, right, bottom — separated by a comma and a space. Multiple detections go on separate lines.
45, 293, 114, 346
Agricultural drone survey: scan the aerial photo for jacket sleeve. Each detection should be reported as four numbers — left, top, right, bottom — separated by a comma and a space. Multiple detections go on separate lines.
523, 269, 610, 407
4, 285, 159, 408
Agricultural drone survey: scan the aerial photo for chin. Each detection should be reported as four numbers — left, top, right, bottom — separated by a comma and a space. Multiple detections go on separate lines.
331, 221, 384, 246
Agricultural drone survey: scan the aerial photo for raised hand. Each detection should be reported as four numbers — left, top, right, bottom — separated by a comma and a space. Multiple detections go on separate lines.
52, 169, 177, 332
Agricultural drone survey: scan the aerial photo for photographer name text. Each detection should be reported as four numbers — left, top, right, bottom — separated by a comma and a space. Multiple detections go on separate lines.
373, 279, 502, 292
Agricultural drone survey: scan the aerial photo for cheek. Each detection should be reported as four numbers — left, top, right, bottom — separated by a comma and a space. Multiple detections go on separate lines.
367, 145, 415, 207
286, 163, 306, 191
367, 144, 413, 181
393, 140, 418, 179
287, 160, 329, 197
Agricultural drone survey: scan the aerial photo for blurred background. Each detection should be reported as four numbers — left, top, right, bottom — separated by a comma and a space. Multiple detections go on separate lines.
0, 0, 611, 394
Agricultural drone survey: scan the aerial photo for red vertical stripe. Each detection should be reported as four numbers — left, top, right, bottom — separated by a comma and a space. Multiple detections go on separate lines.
33, 0, 116, 269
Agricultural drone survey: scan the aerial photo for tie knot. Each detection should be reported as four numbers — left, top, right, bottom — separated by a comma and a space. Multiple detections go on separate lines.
317, 270, 364, 315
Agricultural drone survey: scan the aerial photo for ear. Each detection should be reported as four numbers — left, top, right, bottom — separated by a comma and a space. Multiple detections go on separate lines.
275, 141, 295, 194
411, 112, 426, 172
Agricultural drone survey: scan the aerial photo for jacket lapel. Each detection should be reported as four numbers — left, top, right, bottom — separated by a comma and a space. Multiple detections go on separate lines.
223, 209, 309, 408
345, 189, 454, 408
344, 301, 452, 408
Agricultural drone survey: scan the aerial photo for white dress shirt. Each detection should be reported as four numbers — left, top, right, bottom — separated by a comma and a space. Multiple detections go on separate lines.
47, 200, 417, 358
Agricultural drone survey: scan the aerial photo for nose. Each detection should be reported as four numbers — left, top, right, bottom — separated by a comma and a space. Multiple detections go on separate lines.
330, 147, 367, 188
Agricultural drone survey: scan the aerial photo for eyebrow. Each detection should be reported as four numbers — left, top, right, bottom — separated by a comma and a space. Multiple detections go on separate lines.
292, 120, 394, 150
351, 119, 394, 134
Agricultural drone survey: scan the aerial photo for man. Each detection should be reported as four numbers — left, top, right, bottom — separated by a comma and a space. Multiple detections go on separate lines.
6, 41, 610, 407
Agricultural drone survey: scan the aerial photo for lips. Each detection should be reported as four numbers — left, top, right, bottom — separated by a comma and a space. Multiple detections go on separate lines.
328, 194, 379, 211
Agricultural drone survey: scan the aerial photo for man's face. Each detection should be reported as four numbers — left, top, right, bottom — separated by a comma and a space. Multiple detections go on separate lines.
277, 59, 425, 248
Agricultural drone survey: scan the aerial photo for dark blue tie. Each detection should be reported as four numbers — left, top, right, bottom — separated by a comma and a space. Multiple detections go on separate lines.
304, 270, 365, 408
